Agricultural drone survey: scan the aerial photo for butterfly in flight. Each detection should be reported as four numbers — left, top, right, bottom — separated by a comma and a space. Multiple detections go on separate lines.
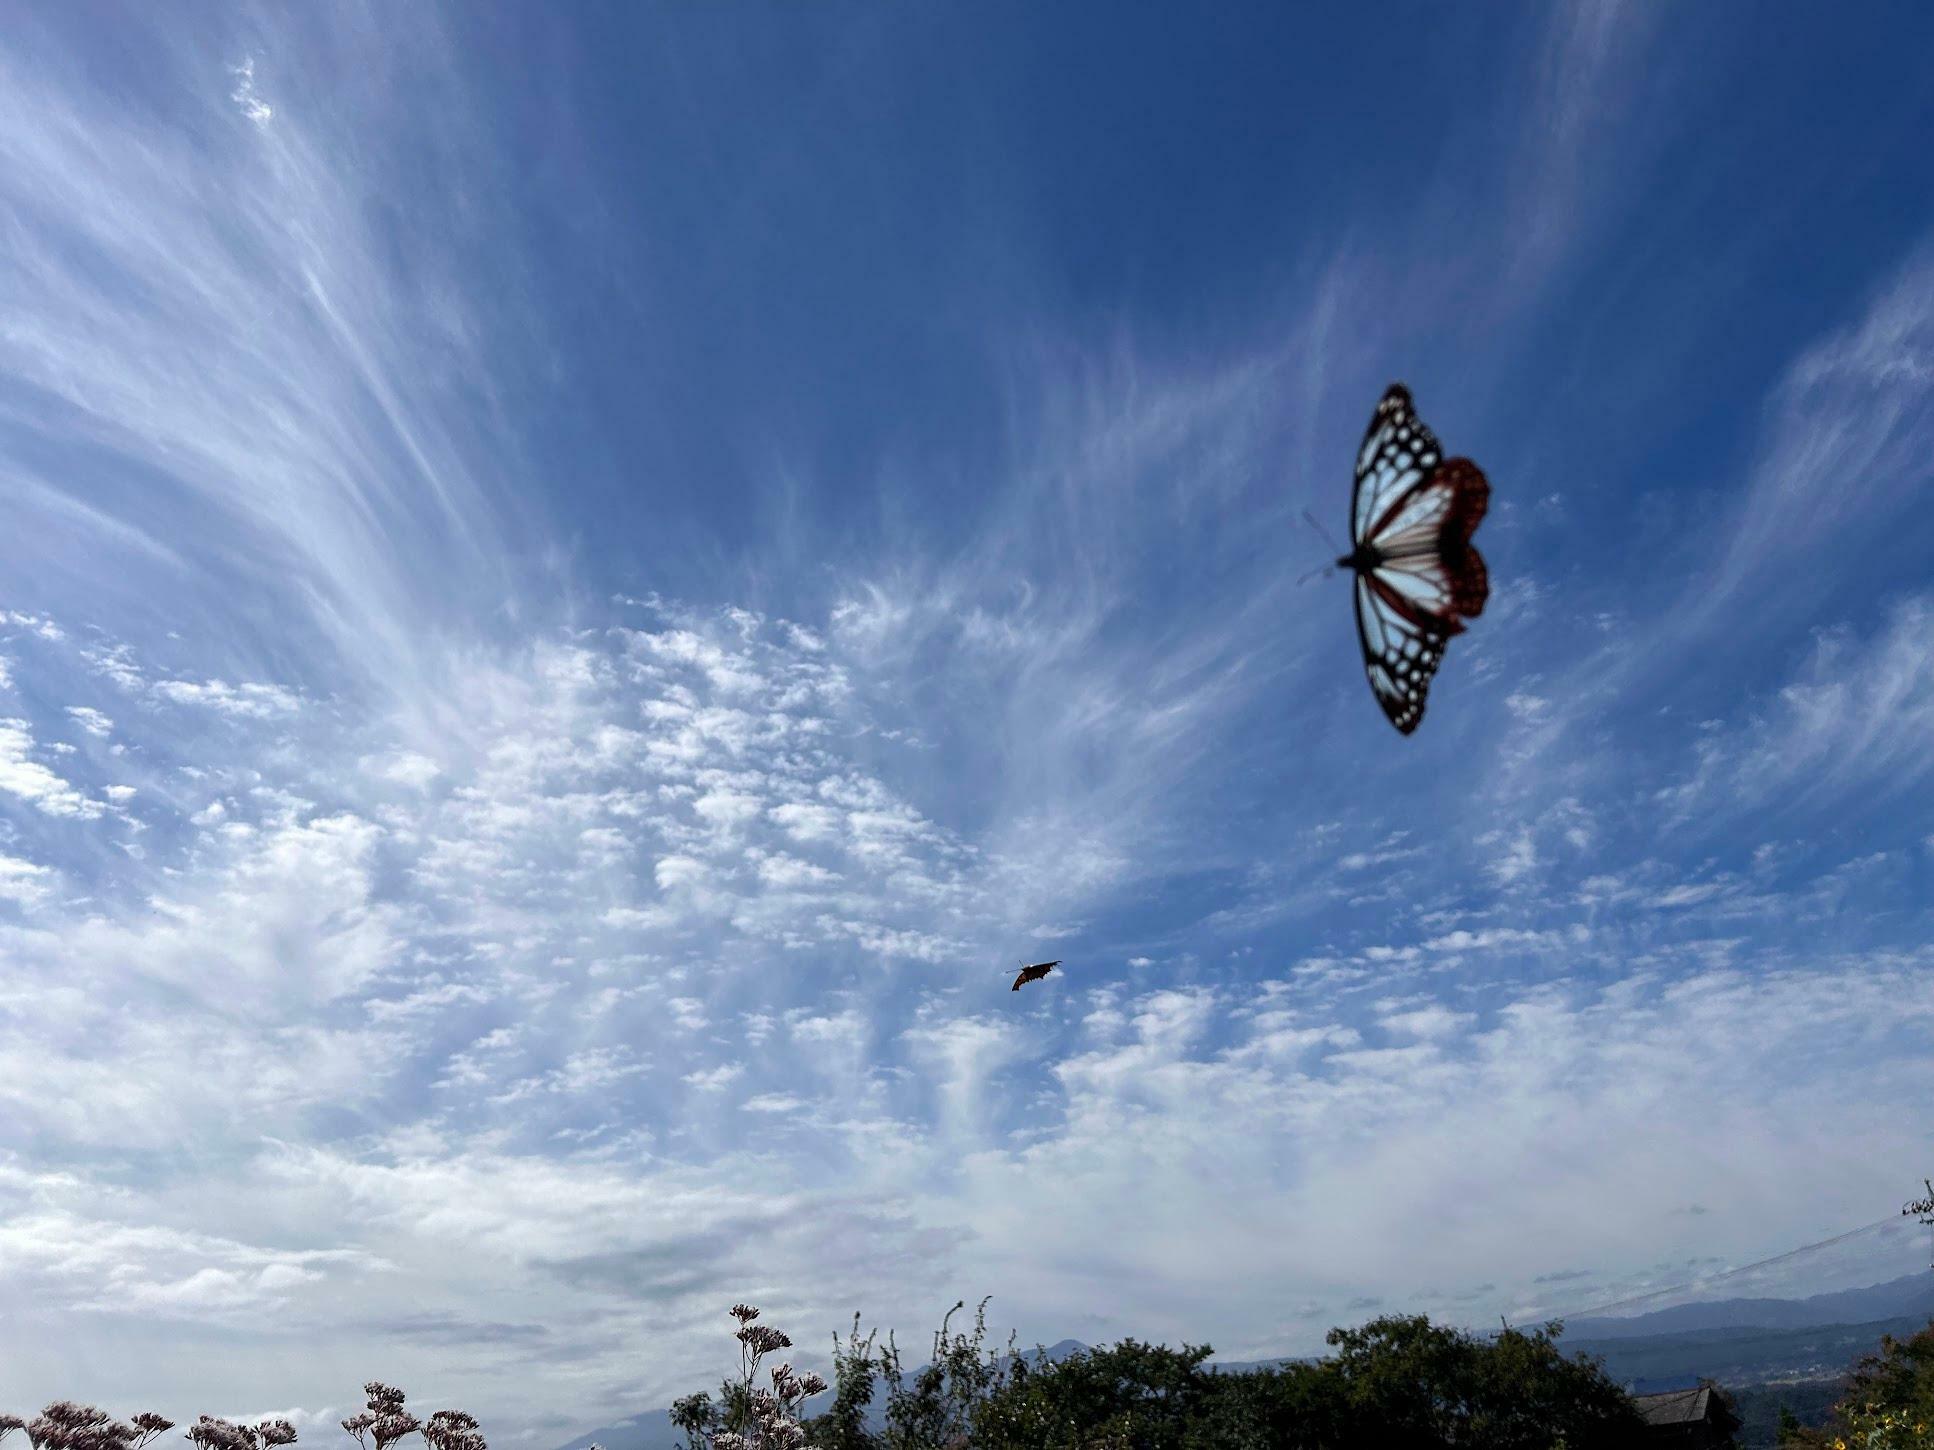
1008, 960, 1060, 992
1332, 383, 1490, 735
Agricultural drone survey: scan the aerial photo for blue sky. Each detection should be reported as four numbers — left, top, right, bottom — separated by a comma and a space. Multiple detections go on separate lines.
4, 0, 1934, 1440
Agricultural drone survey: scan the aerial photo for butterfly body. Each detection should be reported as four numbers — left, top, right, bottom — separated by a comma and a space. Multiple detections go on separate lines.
1342, 384, 1490, 734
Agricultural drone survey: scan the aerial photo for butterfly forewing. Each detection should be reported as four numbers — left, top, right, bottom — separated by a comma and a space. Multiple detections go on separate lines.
1352, 384, 1444, 548
1366, 471, 1457, 556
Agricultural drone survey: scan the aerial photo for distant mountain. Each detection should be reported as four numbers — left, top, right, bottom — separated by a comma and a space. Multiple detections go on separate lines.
553, 1407, 685, 1450
1559, 1272, 1934, 1341
1565, 1312, 1934, 1389
551, 1338, 1092, 1450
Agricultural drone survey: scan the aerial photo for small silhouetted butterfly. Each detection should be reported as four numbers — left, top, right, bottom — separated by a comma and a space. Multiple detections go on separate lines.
1007, 960, 1059, 991
1334, 383, 1490, 734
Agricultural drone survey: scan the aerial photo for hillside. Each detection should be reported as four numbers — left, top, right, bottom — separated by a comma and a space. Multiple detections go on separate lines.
1559, 1272, 1934, 1341
1565, 1312, 1933, 1388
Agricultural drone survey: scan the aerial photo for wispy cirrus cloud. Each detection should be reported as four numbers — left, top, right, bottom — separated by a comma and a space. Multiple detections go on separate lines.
1660, 592, 1934, 826
0, 14, 537, 718
1710, 243, 1934, 612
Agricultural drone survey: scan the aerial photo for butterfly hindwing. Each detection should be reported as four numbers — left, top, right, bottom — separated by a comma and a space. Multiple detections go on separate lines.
1368, 458, 1492, 626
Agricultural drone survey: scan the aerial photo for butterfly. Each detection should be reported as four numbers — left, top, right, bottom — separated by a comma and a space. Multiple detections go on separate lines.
1334, 383, 1490, 735
1008, 960, 1060, 992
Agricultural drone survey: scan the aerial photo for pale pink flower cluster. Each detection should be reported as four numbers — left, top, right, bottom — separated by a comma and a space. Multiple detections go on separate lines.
16, 1402, 170, 1450
5, 1381, 480, 1450
710, 1304, 827, 1450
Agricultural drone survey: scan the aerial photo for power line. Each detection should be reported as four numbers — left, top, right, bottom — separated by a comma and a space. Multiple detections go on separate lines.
1541, 1211, 1915, 1325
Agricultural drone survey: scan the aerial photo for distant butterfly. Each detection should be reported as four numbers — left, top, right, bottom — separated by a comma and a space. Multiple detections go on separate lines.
1333, 383, 1490, 735
1008, 960, 1060, 992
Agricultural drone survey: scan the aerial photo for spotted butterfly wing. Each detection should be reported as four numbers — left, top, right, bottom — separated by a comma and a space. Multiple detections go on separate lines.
1345, 384, 1490, 734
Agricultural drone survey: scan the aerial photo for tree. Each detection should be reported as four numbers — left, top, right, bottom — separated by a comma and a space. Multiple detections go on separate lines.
970, 1339, 1216, 1450
1303, 1315, 1647, 1450
1777, 1322, 1934, 1449
671, 1395, 719, 1450
962, 1313, 1645, 1450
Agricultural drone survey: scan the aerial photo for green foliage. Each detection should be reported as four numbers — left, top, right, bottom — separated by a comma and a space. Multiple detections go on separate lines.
803, 1315, 883, 1450
714, 1382, 755, 1444
792, 1303, 1649, 1450
874, 1297, 1017, 1450
1777, 1321, 1934, 1448
670, 1393, 717, 1450
969, 1339, 1215, 1450
1275, 1315, 1645, 1450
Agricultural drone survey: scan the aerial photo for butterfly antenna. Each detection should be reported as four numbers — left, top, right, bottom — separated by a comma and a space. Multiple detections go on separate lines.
1302, 509, 1340, 553
1295, 562, 1336, 587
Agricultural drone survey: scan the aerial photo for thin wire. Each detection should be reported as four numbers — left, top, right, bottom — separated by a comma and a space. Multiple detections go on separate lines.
1302, 508, 1340, 552
1540, 1212, 1910, 1325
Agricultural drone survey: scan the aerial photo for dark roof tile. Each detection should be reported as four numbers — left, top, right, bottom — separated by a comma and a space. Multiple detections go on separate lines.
1632, 1385, 1710, 1426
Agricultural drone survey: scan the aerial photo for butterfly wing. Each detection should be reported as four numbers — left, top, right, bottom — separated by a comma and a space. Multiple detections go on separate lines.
1352, 384, 1444, 549
1353, 570, 1447, 736
1365, 457, 1492, 625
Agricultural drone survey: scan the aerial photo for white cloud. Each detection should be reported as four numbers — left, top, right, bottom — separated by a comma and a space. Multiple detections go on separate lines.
742, 1093, 805, 1114
654, 853, 708, 890
65, 705, 113, 737
683, 1064, 744, 1092
1662, 593, 1934, 819
0, 852, 53, 907
770, 801, 841, 843
1714, 245, 1934, 605
375, 751, 442, 789
1481, 826, 1537, 886
151, 678, 303, 718
1379, 1005, 1475, 1040
755, 852, 839, 889
229, 57, 274, 127
0, 611, 65, 643
0, 718, 104, 819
